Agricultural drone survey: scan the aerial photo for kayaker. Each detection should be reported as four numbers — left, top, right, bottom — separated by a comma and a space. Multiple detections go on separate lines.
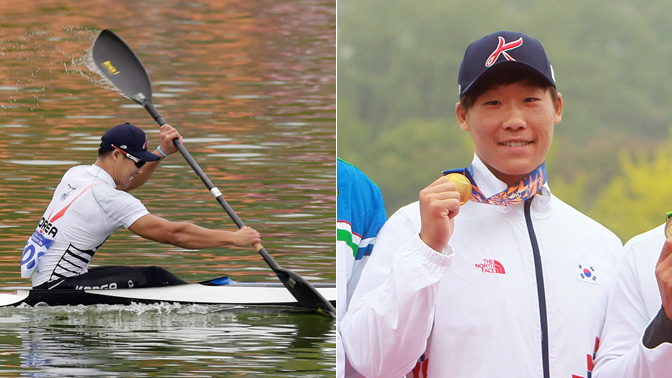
20, 122, 261, 290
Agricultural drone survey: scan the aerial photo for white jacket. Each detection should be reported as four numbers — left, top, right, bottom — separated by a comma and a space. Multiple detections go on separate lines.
340, 157, 622, 378
593, 224, 672, 377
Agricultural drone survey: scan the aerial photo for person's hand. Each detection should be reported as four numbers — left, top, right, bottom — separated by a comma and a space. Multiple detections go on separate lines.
158, 124, 183, 156
656, 238, 672, 321
232, 226, 262, 247
418, 175, 462, 252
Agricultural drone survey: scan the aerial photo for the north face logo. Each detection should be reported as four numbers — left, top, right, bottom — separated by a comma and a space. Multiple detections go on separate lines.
475, 259, 506, 274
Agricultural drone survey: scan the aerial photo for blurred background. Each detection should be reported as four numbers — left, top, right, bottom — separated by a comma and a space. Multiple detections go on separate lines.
338, 0, 672, 242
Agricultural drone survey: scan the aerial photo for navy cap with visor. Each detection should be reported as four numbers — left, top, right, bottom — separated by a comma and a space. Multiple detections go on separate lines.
458, 31, 556, 98
100, 123, 160, 162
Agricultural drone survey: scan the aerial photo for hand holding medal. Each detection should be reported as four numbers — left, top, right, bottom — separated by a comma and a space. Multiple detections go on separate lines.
659, 212, 672, 321
418, 173, 472, 252
444, 173, 472, 206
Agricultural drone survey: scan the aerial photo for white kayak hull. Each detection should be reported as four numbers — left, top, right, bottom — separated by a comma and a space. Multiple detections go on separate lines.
0, 278, 336, 310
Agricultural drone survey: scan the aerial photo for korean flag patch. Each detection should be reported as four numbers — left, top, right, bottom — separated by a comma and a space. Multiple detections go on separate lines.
575, 262, 600, 285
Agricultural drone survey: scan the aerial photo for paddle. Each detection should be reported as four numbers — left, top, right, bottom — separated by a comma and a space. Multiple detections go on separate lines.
91, 29, 335, 317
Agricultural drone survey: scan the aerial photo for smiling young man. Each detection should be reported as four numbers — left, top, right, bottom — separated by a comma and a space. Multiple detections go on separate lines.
339, 31, 622, 378
21, 122, 261, 290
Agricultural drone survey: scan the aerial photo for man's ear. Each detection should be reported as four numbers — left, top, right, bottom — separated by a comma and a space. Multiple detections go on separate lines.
554, 92, 563, 124
455, 102, 469, 131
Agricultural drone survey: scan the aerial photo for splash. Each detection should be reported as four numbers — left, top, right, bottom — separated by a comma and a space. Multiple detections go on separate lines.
13, 301, 244, 315
0, 25, 120, 116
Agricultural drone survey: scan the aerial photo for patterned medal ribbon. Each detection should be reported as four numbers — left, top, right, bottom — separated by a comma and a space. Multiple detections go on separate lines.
442, 163, 546, 206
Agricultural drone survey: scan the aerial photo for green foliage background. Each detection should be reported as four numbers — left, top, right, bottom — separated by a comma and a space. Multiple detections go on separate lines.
338, 0, 672, 243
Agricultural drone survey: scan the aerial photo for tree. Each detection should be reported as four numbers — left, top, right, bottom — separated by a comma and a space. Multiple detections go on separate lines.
591, 132, 672, 241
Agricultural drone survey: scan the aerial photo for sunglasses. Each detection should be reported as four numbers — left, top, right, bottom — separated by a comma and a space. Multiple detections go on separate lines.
111, 144, 147, 169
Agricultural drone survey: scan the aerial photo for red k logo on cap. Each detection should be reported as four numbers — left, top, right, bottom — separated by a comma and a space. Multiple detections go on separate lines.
485, 36, 523, 67
143, 136, 148, 150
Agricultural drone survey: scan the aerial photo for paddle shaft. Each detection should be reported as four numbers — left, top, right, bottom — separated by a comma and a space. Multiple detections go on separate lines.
144, 101, 280, 270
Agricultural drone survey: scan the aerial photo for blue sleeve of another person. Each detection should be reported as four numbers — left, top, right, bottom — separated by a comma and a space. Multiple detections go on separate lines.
337, 158, 386, 260
337, 158, 387, 378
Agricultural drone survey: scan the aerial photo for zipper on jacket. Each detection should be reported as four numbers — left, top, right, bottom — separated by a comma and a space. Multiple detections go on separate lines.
524, 198, 550, 378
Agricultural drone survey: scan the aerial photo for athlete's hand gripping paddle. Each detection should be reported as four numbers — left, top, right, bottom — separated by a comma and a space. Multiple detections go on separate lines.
91, 29, 335, 317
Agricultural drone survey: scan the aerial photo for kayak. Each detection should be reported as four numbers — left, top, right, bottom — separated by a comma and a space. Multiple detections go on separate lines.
0, 276, 336, 309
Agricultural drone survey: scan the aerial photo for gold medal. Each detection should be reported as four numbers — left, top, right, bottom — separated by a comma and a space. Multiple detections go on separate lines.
445, 173, 472, 206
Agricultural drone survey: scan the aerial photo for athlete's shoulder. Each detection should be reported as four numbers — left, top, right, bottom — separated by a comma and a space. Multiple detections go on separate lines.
552, 195, 614, 228
91, 182, 137, 204
623, 223, 665, 252
60, 164, 91, 180
338, 157, 384, 205
338, 158, 377, 184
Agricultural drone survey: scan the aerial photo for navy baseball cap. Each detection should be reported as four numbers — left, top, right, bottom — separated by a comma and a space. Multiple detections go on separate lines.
458, 31, 556, 97
100, 123, 160, 162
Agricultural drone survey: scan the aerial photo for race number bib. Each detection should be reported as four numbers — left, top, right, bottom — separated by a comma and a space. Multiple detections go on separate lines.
21, 229, 55, 278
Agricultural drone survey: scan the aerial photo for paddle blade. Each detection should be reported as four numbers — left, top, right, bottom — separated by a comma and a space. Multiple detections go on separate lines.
277, 266, 336, 317
92, 29, 153, 105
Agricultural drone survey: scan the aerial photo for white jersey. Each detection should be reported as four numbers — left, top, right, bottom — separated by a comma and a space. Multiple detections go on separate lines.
340, 156, 622, 378
593, 224, 672, 377
22, 164, 149, 287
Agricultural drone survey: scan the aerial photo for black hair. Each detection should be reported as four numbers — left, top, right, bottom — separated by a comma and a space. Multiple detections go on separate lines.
98, 148, 113, 158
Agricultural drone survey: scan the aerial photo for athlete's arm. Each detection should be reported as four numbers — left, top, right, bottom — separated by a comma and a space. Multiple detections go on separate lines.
128, 124, 183, 191
341, 206, 452, 378
656, 239, 672, 325
128, 213, 261, 249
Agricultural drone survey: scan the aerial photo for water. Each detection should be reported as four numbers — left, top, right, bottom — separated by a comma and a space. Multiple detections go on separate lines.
0, 304, 335, 377
0, 0, 335, 376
